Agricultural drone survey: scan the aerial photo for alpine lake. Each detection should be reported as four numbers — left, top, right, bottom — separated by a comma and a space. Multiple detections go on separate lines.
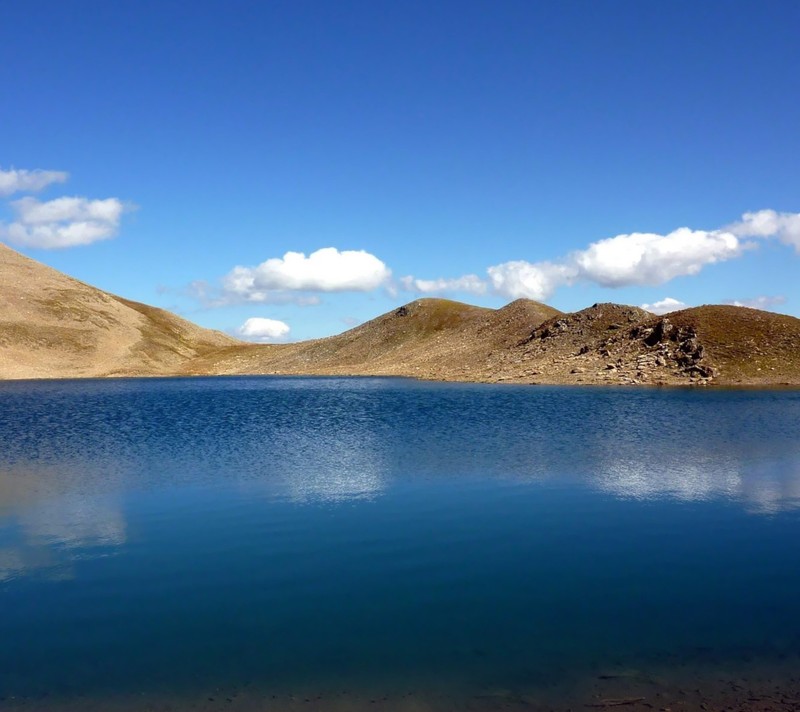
1, 377, 799, 711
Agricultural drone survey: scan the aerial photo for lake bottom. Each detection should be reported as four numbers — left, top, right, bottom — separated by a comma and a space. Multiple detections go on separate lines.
3, 652, 800, 712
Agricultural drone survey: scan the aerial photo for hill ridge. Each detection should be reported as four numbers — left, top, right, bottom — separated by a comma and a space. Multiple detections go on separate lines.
2, 243, 800, 386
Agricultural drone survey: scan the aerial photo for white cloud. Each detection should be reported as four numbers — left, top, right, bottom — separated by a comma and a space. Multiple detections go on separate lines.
236, 317, 291, 342
399, 273, 487, 295
641, 297, 690, 315
395, 225, 748, 304
221, 248, 391, 302
487, 260, 577, 301
189, 279, 322, 307
0, 167, 68, 196
728, 209, 800, 252
571, 228, 743, 287
488, 227, 745, 301
13, 196, 125, 225
724, 295, 786, 311
0, 195, 129, 249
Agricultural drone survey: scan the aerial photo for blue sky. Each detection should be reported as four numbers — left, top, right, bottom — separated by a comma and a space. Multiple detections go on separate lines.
1, 0, 799, 341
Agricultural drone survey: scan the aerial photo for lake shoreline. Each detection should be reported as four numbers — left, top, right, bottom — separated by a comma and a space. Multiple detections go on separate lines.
3, 369, 800, 390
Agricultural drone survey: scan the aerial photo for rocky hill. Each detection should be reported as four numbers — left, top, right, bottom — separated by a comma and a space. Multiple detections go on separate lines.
187, 299, 800, 387
2, 243, 800, 386
0, 243, 236, 379
488, 302, 800, 386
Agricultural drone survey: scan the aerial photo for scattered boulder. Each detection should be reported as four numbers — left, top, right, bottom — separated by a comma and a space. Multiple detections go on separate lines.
537, 318, 569, 339
685, 364, 716, 378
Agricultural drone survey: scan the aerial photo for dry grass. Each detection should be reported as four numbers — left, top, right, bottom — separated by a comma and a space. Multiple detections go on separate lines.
182, 297, 561, 381
664, 306, 800, 383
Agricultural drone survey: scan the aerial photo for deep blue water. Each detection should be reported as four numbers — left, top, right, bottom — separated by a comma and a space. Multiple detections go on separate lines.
1, 377, 800, 708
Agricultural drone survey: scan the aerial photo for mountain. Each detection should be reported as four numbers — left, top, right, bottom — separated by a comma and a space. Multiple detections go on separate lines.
187, 299, 800, 386
0, 243, 235, 379
3, 243, 800, 386
183, 297, 562, 380
489, 302, 800, 386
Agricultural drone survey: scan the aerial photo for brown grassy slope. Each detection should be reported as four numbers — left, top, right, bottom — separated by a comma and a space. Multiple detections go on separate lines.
0, 243, 236, 379
182, 297, 562, 379
3, 241, 799, 386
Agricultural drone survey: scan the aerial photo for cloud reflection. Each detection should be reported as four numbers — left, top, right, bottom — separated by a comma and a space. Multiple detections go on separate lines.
0, 460, 127, 582
0, 497, 126, 582
592, 451, 800, 515
272, 428, 388, 503
19, 496, 126, 549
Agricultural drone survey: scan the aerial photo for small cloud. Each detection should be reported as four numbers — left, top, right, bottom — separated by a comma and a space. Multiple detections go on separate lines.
189, 278, 322, 308
340, 316, 361, 327
488, 260, 577, 301
728, 209, 800, 252
0, 167, 68, 196
641, 297, 690, 315
219, 247, 391, 304
236, 317, 291, 343
0, 195, 132, 249
724, 295, 786, 311
399, 273, 487, 296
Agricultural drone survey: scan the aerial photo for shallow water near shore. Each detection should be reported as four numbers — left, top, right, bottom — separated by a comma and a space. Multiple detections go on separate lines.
1, 377, 800, 711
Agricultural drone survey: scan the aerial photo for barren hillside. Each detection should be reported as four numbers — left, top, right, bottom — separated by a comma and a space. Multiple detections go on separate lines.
0, 243, 235, 379
2, 244, 800, 386
187, 299, 800, 387
182, 297, 561, 380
